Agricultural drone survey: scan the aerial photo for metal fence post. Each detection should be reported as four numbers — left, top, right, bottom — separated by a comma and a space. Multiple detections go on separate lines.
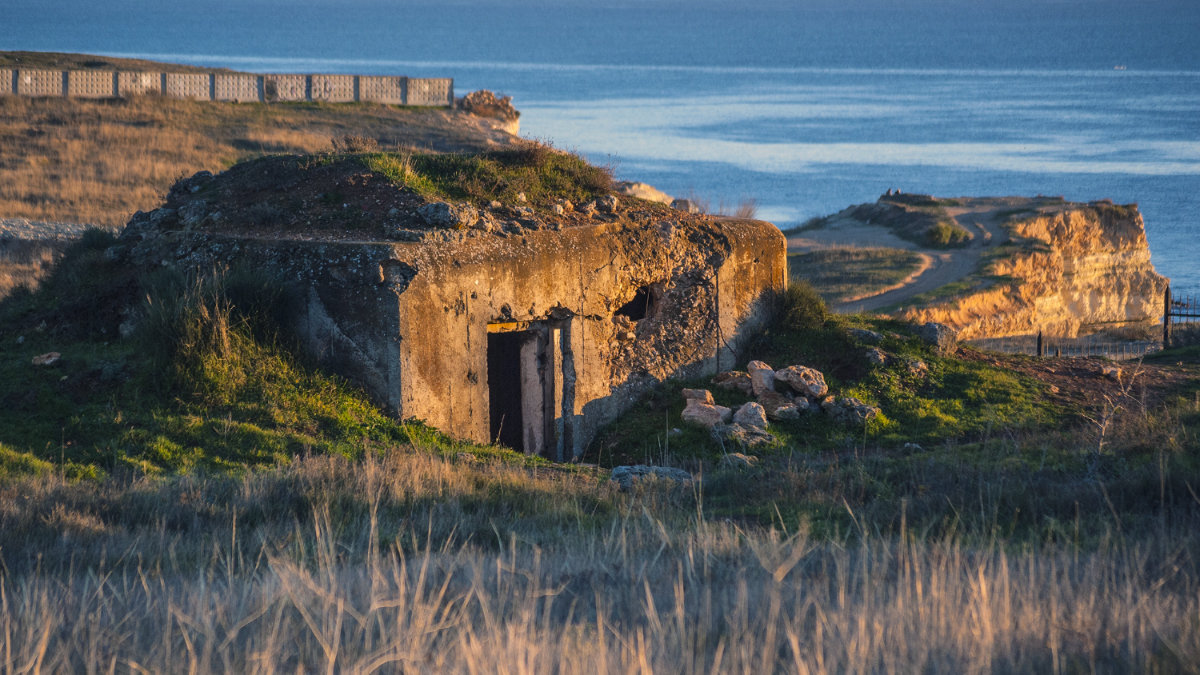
1164, 283, 1172, 349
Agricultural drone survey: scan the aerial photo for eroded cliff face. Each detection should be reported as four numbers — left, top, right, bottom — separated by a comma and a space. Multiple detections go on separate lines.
903, 202, 1167, 339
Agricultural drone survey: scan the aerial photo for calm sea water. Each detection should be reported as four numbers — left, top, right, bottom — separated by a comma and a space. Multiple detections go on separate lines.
5, 0, 1199, 287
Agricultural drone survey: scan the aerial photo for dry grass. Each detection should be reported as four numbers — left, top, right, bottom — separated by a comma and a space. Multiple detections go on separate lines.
0, 94, 517, 228
1, 450, 1198, 673
0, 239, 64, 296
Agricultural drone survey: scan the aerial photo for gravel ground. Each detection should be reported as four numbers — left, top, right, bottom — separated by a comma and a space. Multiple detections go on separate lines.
0, 217, 116, 242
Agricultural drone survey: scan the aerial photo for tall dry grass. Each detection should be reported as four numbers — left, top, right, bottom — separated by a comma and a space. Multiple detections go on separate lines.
0, 94, 514, 228
1, 451, 1197, 673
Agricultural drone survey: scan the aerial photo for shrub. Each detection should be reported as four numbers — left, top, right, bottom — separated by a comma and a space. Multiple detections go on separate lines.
926, 220, 970, 248
331, 134, 380, 153
777, 281, 828, 331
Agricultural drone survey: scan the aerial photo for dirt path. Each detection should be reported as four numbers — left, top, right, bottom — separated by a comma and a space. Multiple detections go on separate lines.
788, 199, 1015, 314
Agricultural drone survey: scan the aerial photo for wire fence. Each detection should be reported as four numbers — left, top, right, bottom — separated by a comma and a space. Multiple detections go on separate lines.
968, 334, 1162, 361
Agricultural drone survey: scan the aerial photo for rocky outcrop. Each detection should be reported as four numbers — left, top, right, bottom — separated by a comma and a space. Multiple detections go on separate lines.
456, 90, 520, 135
904, 202, 1167, 339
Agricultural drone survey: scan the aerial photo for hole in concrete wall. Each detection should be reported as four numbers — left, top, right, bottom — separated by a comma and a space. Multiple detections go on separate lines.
616, 285, 653, 321
488, 330, 528, 452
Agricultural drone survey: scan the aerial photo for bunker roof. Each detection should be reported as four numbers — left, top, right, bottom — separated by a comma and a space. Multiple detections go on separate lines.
154, 148, 706, 245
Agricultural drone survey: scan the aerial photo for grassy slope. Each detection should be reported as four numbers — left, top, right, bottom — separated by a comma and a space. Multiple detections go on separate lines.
1, 233, 1198, 671
789, 247, 925, 304
0, 87, 514, 229
0, 103, 1198, 668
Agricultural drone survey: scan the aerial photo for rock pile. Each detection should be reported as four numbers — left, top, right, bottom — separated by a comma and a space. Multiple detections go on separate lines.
679, 359, 883, 450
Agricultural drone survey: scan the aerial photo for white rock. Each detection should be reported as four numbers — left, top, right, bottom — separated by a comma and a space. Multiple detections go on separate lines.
747, 360, 775, 396
681, 388, 714, 405
774, 365, 828, 399
681, 400, 732, 429
733, 402, 769, 429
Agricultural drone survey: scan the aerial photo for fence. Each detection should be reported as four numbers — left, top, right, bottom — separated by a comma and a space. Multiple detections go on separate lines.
0, 68, 453, 107
968, 333, 1162, 361
1164, 284, 1200, 348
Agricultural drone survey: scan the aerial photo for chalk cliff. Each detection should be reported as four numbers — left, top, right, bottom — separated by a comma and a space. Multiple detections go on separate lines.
901, 201, 1167, 339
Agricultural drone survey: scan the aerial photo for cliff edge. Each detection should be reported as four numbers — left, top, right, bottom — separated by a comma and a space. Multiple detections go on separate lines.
899, 199, 1167, 339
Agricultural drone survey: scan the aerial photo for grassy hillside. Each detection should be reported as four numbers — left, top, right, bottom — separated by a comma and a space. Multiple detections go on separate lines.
0, 54, 518, 229
1, 146, 1199, 669
2, 235, 1199, 668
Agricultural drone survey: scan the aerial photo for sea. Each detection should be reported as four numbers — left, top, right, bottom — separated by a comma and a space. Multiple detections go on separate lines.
5, 0, 1199, 288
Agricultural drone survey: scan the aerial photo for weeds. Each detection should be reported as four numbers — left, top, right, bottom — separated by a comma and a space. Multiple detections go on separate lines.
360, 142, 613, 207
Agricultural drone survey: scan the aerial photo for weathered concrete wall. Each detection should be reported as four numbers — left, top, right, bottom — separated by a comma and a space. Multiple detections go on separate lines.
67, 70, 116, 98
16, 69, 63, 96
0, 68, 455, 107
311, 74, 357, 102
360, 75, 406, 105
408, 78, 454, 107
213, 73, 260, 102
391, 219, 784, 457
264, 74, 307, 102
117, 71, 162, 96
164, 73, 211, 100
121, 213, 784, 459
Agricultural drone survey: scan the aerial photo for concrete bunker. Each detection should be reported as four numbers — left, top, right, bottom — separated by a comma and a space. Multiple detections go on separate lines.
118, 159, 788, 459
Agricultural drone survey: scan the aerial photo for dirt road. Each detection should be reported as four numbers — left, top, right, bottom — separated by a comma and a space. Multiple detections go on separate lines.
788, 198, 1018, 314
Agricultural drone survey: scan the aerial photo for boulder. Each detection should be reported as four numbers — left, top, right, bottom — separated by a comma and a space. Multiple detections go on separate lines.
671, 198, 701, 214
713, 370, 754, 396
681, 388, 715, 405
747, 360, 776, 396
719, 452, 760, 469
917, 322, 958, 355
595, 195, 620, 214
711, 424, 775, 449
822, 396, 881, 426
758, 391, 801, 421
682, 400, 732, 429
865, 347, 888, 367
733, 402, 769, 429
611, 465, 694, 491
774, 365, 828, 399
418, 201, 479, 229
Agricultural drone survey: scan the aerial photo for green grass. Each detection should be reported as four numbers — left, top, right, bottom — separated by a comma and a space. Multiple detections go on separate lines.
925, 219, 971, 247
0, 232, 532, 478
361, 144, 613, 208
789, 247, 925, 304
591, 314, 1059, 470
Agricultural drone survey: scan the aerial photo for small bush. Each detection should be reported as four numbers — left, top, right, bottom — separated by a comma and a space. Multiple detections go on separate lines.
331, 134, 379, 153
777, 281, 828, 332
926, 220, 970, 248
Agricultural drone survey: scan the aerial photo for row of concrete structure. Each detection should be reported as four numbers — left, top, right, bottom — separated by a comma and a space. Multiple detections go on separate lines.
0, 68, 453, 106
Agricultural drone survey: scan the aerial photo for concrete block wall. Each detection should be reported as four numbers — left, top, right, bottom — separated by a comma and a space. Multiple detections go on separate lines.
311, 74, 357, 102
359, 75, 406, 105
164, 73, 211, 100
16, 69, 64, 96
407, 78, 454, 107
214, 73, 260, 102
0, 68, 455, 108
67, 70, 117, 98
264, 74, 307, 102
117, 71, 162, 96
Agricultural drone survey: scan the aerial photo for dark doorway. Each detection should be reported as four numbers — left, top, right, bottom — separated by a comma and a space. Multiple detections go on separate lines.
487, 330, 527, 451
